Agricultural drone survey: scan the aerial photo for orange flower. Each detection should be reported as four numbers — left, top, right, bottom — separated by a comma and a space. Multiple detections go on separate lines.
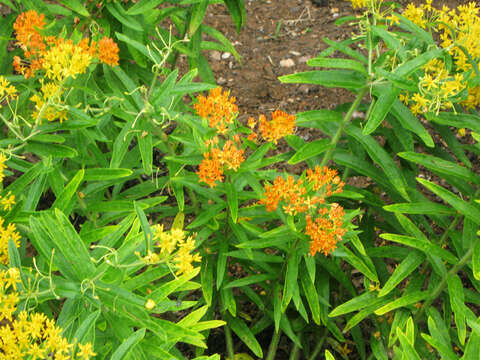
98, 36, 120, 66
258, 110, 295, 144
197, 140, 244, 187
258, 175, 307, 214
259, 167, 348, 256
306, 165, 344, 195
197, 150, 224, 188
194, 87, 238, 134
306, 203, 346, 256
13, 10, 46, 58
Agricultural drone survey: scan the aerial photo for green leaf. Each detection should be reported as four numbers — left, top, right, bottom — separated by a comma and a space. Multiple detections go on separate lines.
279, 70, 366, 89
391, 100, 434, 148
189, 0, 208, 36
60, 0, 89, 16
384, 202, 456, 215
307, 57, 367, 74
397, 329, 421, 360
345, 125, 410, 200
295, 109, 342, 128
427, 112, 480, 134
380, 234, 457, 265
115, 32, 162, 64
135, 201, 152, 252
52, 169, 84, 213
201, 25, 242, 62
73, 310, 100, 344
363, 84, 400, 135
394, 48, 443, 77
106, 3, 143, 32
329, 291, 377, 317
138, 132, 153, 175
6, 161, 45, 196
288, 139, 330, 164
417, 178, 480, 225
25, 143, 77, 158
111, 328, 146, 360
223, 0, 246, 33
473, 238, 480, 280
378, 251, 424, 297
126, 0, 164, 15
322, 37, 368, 63
447, 274, 466, 345
224, 313, 263, 358
341, 246, 378, 282
371, 25, 407, 61
282, 249, 299, 311
421, 333, 458, 360
375, 291, 428, 315
187, 203, 226, 229
224, 274, 276, 289
397, 14, 434, 44
226, 182, 238, 223
83, 168, 133, 181
399, 152, 480, 185
300, 261, 321, 325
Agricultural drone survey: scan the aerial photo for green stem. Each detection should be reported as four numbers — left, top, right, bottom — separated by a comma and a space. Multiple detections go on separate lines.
320, 87, 368, 168
289, 341, 301, 360
308, 331, 326, 360
414, 244, 474, 323
266, 329, 282, 360
224, 324, 235, 360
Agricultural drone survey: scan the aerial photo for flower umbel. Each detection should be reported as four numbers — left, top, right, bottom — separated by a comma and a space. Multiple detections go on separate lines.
259, 166, 346, 256
194, 87, 238, 134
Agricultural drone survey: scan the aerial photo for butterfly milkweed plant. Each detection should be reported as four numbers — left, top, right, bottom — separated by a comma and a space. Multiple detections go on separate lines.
0, 0, 479, 359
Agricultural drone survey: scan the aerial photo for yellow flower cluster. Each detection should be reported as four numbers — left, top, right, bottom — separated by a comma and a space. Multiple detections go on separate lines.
349, 0, 367, 9
0, 217, 21, 266
402, 1, 480, 110
400, 59, 465, 114
0, 154, 18, 266
30, 81, 68, 123
1, 268, 96, 359
0, 76, 18, 109
136, 226, 202, 276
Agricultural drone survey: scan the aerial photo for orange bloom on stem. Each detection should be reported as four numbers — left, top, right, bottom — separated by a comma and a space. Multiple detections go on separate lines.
306, 204, 346, 256
259, 167, 347, 256
258, 110, 295, 143
197, 140, 244, 187
98, 36, 120, 66
13, 10, 46, 58
194, 87, 238, 134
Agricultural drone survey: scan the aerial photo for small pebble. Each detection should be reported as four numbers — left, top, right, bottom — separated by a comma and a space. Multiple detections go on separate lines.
280, 58, 295, 67
217, 77, 227, 85
289, 50, 301, 56
210, 51, 221, 61
298, 55, 311, 64
222, 52, 231, 59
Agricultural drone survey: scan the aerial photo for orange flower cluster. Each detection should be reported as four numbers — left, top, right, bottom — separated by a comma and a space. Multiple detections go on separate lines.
248, 110, 296, 144
12, 10, 119, 79
259, 166, 346, 256
305, 203, 347, 256
197, 138, 245, 187
194, 87, 238, 134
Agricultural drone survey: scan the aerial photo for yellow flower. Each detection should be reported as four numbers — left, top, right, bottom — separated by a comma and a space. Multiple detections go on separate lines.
0, 191, 16, 211
30, 81, 68, 123
77, 342, 97, 359
0, 218, 20, 266
349, 0, 367, 9
41, 39, 93, 81
145, 299, 156, 310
